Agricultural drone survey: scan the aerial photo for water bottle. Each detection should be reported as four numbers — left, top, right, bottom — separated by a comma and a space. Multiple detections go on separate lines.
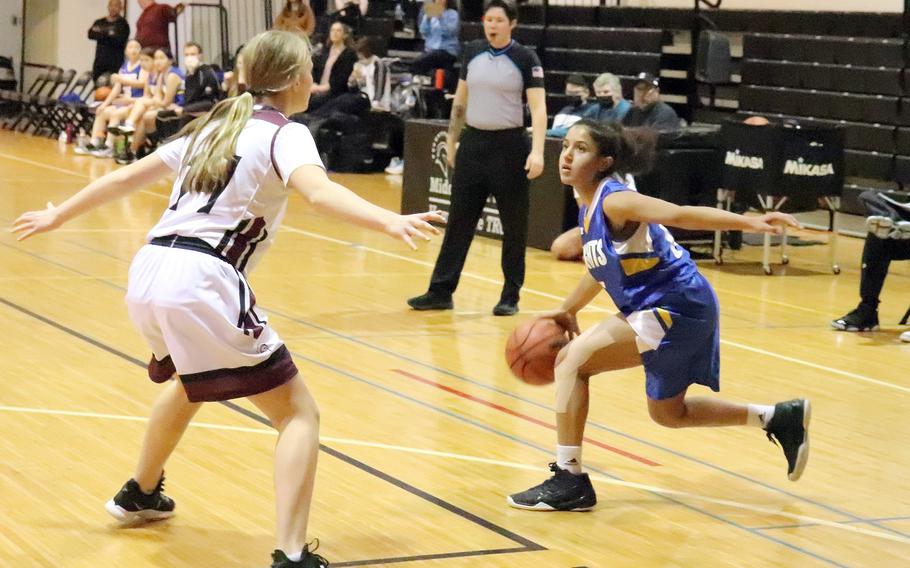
394, 2, 404, 31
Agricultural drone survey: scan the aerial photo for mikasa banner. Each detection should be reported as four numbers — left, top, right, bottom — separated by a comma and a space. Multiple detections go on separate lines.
721, 120, 845, 198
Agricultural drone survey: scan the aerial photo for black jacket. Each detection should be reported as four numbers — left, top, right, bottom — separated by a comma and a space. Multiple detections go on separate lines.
313, 47, 357, 98
88, 16, 130, 80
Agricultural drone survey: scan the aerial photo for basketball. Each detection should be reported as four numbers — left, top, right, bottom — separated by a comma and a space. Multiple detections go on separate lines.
505, 318, 569, 385
94, 86, 112, 101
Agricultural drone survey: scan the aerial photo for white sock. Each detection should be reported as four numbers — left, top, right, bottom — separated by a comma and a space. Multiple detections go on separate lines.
285, 551, 303, 562
747, 404, 775, 429
556, 445, 582, 474
90, 136, 102, 146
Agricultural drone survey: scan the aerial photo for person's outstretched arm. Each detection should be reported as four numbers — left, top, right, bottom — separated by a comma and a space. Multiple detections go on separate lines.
288, 164, 444, 249
602, 191, 799, 234
12, 154, 173, 240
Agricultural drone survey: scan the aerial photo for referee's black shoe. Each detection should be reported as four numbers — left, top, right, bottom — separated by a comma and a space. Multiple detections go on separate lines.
105, 475, 175, 523
271, 541, 330, 567
407, 292, 453, 311
764, 398, 811, 481
507, 463, 596, 511
492, 300, 519, 316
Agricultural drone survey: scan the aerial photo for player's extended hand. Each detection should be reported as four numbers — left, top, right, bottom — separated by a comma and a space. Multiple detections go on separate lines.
525, 151, 544, 180
385, 210, 446, 250
11, 202, 61, 241
750, 212, 801, 235
539, 309, 580, 339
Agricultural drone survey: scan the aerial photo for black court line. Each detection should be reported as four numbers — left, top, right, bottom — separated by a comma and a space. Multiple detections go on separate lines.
0, 296, 545, 566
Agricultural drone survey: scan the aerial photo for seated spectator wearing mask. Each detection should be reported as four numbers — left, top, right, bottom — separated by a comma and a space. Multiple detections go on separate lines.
180, 41, 222, 115
547, 74, 596, 138
622, 72, 680, 131
591, 72, 631, 123
548, 73, 631, 138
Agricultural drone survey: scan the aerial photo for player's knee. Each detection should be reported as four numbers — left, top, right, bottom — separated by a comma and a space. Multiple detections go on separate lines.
648, 403, 685, 428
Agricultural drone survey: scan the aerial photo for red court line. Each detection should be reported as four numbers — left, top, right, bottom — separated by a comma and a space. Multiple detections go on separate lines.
392, 369, 661, 467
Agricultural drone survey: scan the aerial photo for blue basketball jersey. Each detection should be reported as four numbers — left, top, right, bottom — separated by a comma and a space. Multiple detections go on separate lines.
579, 176, 703, 315
119, 60, 144, 98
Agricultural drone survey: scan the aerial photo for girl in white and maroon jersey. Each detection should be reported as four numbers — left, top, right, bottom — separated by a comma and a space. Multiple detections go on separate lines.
14, 30, 442, 568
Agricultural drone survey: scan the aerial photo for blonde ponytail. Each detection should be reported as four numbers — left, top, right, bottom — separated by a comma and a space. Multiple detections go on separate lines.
172, 30, 312, 195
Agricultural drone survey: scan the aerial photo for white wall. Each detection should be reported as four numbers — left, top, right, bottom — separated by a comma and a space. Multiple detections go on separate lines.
0, 1, 24, 70
612, 0, 902, 12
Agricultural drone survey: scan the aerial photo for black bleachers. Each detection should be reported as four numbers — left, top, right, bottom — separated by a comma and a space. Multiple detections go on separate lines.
545, 26, 663, 53
545, 48, 660, 77
896, 129, 910, 155
459, 22, 544, 48
739, 85, 900, 125
894, 155, 910, 185
743, 34, 904, 67
845, 149, 894, 180
741, 59, 902, 96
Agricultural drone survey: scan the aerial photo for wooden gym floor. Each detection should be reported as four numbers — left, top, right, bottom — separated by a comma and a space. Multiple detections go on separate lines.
1, 130, 909, 567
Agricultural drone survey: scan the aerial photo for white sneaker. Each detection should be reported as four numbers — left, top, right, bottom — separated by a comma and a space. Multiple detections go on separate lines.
866, 216, 895, 239
385, 157, 404, 175
900, 331, 910, 343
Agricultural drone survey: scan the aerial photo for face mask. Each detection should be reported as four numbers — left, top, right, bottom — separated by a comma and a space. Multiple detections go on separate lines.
596, 96, 614, 109
184, 55, 199, 72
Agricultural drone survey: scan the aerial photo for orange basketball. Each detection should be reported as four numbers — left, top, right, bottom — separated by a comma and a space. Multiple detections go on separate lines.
94, 86, 112, 101
505, 318, 569, 385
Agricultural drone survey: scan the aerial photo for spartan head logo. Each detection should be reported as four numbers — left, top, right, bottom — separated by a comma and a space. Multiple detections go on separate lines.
431, 131, 450, 183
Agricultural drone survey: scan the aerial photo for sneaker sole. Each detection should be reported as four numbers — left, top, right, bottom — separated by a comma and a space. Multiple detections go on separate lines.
105, 499, 174, 523
505, 495, 594, 512
788, 399, 811, 482
830, 321, 879, 332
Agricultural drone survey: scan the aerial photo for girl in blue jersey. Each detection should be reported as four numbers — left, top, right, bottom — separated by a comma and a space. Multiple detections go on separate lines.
508, 120, 811, 511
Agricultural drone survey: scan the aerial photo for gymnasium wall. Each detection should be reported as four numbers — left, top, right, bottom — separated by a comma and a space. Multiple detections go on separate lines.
601, 0, 901, 11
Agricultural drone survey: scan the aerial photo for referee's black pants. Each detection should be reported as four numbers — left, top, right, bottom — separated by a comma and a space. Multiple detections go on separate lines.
428, 127, 530, 304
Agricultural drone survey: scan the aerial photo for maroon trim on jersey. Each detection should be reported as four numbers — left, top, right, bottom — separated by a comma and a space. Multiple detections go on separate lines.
224, 217, 267, 268
148, 354, 176, 383
251, 107, 291, 181
178, 345, 298, 402
251, 107, 288, 127
269, 123, 291, 182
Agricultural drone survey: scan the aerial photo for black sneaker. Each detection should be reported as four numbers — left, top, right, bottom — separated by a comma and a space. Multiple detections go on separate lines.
507, 463, 596, 511
764, 399, 811, 482
831, 306, 879, 331
407, 292, 453, 311
105, 475, 175, 523
492, 301, 519, 316
271, 541, 330, 568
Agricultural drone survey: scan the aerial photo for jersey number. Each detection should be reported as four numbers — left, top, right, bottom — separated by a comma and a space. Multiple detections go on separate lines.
169, 155, 242, 214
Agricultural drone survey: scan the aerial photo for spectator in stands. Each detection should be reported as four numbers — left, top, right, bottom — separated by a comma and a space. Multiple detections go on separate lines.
333, 0, 368, 30
309, 22, 357, 111
222, 44, 247, 97
622, 72, 680, 131
592, 72, 631, 122
88, 0, 130, 81
832, 190, 910, 342
179, 41, 223, 115
411, 0, 460, 78
76, 40, 147, 157
548, 74, 595, 138
135, 0, 184, 52
349, 36, 391, 111
274, 0, 316, 38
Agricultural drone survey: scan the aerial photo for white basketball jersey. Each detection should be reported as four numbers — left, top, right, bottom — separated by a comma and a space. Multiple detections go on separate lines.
149, 106, 323, 273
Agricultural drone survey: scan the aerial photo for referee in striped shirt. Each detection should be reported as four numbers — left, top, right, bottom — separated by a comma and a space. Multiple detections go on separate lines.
408, 0, 547, 316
